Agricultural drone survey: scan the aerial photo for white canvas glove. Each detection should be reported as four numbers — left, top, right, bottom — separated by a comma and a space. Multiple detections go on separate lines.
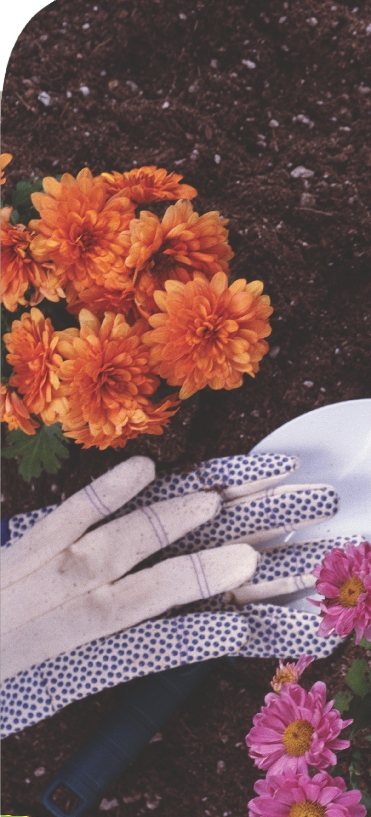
1, 453, 342, 736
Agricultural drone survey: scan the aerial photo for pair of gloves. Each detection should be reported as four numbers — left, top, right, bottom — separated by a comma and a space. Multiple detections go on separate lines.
2, 453, 359, 737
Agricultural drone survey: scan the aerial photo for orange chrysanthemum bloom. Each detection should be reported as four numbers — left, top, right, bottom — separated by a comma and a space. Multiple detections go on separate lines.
100, 165, 197, 203
56, 310, 178, 450
123, 199, 234, 317
1, 207, 64, 312
143, 271, 273, 399
1, 153, 12, 185
29, 168, 135, 297
4, 308, 68, 424
1, 384, 39, 435
66, 281, 139, 323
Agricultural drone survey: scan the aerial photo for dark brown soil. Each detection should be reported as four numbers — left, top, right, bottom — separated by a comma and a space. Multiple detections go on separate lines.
1, 0, 371, 814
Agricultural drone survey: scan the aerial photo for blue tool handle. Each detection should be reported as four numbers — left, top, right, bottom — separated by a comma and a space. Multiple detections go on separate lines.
40, 659, 214, 817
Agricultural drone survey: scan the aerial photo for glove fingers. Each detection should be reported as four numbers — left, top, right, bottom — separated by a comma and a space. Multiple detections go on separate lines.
230, 533, 365, 606
230, 573, 316, 605
119, 454, 299, 515
1, 611, 249, 737
2, 492, 221, 636
1, 544, 257, 680
0, 457, 155, 591
147, 484, 338, 559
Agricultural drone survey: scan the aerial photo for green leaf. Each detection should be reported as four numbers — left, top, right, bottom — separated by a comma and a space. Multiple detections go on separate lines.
334, 690, 353, 714
348, 748, 362, 789
360, 791, 371, 812
11, 178, 44, 225
359, 637, 371, 650
10, 208, 20, 224
2, 424, 70, 482
328, 764, 342, 778
346, 659, 371, 698
348, 691, 371, 738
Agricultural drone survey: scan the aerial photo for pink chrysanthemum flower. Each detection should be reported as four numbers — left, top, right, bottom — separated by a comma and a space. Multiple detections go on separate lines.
245, 681, 352, 776
271, 656, 314, 693
311, 541, 371, 644
248, 771, 366, 817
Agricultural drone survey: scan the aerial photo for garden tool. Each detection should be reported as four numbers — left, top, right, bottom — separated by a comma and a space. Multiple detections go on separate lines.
2, 449, 343, 736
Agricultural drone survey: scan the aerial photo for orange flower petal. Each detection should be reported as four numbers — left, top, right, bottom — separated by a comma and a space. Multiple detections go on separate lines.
4, 308, 66, 423
144, 274, 273, 398
100, 165, 197, 204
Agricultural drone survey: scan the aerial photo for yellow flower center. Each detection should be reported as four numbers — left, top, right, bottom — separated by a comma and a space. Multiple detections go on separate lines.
282, 719, 314, 756
338, 576, 365, 608
289, 801, 325, 817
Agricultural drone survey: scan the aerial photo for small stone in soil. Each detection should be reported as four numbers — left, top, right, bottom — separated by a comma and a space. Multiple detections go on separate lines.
99, 798, 119, 810
38, 91, 51, 106
291, 166, 314, 178
300, 192, 316, 207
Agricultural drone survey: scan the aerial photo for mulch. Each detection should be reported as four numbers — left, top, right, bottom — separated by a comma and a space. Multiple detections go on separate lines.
1, 0, 371, 814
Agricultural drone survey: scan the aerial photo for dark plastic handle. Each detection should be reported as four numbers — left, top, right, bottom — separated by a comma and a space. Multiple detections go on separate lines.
40, 659, 214, 817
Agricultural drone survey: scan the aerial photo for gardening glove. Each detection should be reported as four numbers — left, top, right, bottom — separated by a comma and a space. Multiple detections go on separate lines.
1, 452, 341, 736
2, 460, 255, 680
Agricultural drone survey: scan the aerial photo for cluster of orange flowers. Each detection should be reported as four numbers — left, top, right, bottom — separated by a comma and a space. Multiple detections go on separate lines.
1, 154, 273, 451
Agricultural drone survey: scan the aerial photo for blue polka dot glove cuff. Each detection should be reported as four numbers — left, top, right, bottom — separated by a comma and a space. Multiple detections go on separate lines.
1, 452, 353, 737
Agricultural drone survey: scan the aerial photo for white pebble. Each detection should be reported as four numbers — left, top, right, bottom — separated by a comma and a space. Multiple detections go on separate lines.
269, 346, 281, 359
82, 22, 90, 30
34, 766, 46, 777
38, 91, 51, 106
269, 119, 279, 127
179, 12, 187, 20
303, 380, 314, 388
210, 59, 219, 68
358, 85, 371, 94
366, 23, 371, 34
295, 114, 313, 126
149, 732, 163, 743
306, 17, 318, 26
79, 85, 90, 96
281, 44, 289, 51
190, 149, 199, 160
162, 101, 170, 108
242, 59, 256, 69
217, 760, 226, 773
290, 166, 314, 179
100, 798, 119, 811
145, 796, 161, 810
214, 153, 221, 164
300, 192, 316, 207
279, 16, 287, 23
66, 90, 72, 98
126, 80, 138, 92
188, 84, 197, 92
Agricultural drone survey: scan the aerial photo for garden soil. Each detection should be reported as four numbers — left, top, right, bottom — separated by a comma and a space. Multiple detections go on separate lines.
1, 0, 371, 814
